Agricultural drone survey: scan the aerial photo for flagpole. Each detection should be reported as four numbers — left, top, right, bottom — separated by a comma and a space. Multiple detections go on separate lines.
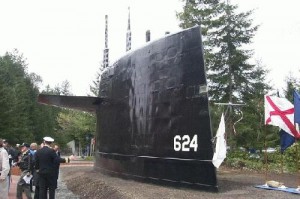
264, 125, 268, 182
280, 152, 284, 174
296, 143, 300, 187
294, 124, 300, 188
279, 128, 284, 174
294, 91, 300, 188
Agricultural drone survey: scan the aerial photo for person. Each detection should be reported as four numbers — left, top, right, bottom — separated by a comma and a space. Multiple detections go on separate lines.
35, 137, 57, 199
3, 139, 18, 190
15, 144, 22, 162
29, 143, 37, 193
33, 143, 44, 199
3, 139, 18, 166
53, 145, 60, 157
29, 143, 37, 157
0, 139, 10, 199
53, 145, 70, 189
16, 143, 34, 199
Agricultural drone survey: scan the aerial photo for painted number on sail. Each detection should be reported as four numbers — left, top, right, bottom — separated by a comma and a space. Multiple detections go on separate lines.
174, 135, 198, 152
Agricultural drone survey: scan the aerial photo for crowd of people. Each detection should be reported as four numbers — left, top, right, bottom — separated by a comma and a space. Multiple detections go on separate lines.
0, 137, 71, 199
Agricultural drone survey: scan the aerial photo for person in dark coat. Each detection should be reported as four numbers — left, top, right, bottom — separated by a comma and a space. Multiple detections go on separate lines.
53, 144, 69, 189
35, 137, 58, 199
33, 143, 45, 199
16, 143, 34, 199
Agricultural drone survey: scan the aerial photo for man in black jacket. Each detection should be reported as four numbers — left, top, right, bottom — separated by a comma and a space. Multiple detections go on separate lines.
16, 143, 34, 199
35, 137, 57, 199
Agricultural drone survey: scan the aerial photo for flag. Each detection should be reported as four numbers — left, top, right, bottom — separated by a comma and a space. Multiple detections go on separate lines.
212, 113, 226, 168
264, 95, 300, 139
294, 90, 300, 124
279, 129, 295, 153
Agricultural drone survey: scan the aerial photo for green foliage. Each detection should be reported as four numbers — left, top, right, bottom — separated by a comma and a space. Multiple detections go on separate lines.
226, 149, 249, 160
282, 143, 300, 173
0, 50, 96, 147
89, 70, 101, 97
225, 150, 264, 171
178, 0, 260, 101
56, 110, 96, 147
225, 143, 300, 173
283, 72, 300, 101
84, 156, 94, 161
0, 50, 36, 143
0, 50, 61, 144
177, 1, 273, 149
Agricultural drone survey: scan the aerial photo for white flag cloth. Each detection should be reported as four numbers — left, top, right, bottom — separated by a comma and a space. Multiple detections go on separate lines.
264, 95, 299, 138
212, 113, 227, 168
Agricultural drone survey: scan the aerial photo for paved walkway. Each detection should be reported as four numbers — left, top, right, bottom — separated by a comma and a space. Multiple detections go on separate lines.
8, 159, 93, 199
9, 175, 20, 199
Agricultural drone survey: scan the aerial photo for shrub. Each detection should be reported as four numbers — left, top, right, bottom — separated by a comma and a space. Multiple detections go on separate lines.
224, 144, 300, 173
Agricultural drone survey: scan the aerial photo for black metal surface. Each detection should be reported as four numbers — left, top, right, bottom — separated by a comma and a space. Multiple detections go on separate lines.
38, 94, 102, 112
37, 26, 217, 190
96, 26, 217, 190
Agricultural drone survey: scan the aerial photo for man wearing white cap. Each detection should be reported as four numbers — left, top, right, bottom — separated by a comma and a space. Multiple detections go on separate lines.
35, 136, 57, 199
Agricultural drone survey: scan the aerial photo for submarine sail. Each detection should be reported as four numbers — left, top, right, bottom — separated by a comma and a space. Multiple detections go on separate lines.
38, 26, 217, 191
96, 26, 217, 190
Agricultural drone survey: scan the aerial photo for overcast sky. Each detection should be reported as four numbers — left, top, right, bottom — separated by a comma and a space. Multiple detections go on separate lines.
0, 0, 299, 96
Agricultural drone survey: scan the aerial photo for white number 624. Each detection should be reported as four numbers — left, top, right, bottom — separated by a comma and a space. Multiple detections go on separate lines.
174, 135, 198, 152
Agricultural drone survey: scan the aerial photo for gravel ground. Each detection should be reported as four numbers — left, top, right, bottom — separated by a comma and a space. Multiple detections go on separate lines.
60, 165, 300, 199
56, 173, 80, 199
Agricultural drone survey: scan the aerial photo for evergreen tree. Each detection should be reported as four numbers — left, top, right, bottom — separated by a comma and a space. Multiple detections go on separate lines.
60, 80, 72, 95
179, 0, 258, 102
177, 1, 271, 148
89, 71, 101, 97
0, 50, 35, 142
89, 64, 104, 97
0, 50, 97, 147
56, 110, 96, 148
236, 63, 273, 148
0, 50, 65, 144
283, 72, 299, 101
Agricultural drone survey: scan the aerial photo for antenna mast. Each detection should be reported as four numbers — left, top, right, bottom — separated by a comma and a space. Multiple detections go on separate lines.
126, 7, 132, 51
103, 15, 109, 68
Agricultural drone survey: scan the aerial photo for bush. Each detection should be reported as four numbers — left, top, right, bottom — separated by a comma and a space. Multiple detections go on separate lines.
84, 156, 94, 161
225, 144, 300, 173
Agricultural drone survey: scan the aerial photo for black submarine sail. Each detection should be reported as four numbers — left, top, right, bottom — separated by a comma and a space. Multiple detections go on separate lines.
38, 15, 217, 190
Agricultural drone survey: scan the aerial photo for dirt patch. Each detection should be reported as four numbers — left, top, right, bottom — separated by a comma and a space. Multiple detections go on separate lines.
60, 166, 300, 199
62, 167, 126, 199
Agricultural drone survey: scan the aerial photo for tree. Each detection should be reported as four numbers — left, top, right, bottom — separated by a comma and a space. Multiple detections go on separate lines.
56, 110, 96, 148
235, 62, 273, 148
89, 71, 101, 97
283, 72, 299, 102
177, 0, 259, 100
60, 80, 72, 96
38, 81, 75, 144
177, 1, 270, 148
89, 63, 104, 97
0, 50, 36, 143
0, 50, 97, 147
